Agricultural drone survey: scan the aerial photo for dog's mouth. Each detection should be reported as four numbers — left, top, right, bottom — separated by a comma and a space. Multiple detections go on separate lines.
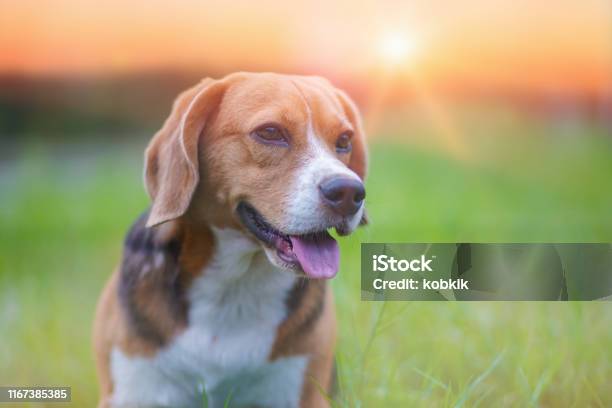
236, 202, 339, 279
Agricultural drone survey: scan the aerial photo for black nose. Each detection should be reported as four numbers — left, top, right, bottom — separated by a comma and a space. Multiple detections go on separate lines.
319, 177, 365, 217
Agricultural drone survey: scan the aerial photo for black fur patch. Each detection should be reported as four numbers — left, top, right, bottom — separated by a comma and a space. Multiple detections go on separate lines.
284, 277, 326, 338
285, 277, 310, 314
118, 210, 187, 347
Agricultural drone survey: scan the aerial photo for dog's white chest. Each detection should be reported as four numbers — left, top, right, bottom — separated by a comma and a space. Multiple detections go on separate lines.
110, 229, 307, 408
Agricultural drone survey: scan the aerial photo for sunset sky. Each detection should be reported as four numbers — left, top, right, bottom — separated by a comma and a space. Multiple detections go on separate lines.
1, 0, 611, 93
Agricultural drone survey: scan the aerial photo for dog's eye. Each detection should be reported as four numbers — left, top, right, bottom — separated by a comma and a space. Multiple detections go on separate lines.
251, 125, 289, 147
335, 132, 353, 153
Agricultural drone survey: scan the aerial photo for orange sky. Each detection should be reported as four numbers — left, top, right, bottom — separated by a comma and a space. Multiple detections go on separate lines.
1, 0, 611, 93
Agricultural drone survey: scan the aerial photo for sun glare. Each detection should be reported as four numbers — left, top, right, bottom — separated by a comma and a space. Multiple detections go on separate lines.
378, 31, 418, 66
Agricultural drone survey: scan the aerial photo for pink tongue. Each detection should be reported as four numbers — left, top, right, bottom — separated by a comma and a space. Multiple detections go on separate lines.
289, 232, 339, 279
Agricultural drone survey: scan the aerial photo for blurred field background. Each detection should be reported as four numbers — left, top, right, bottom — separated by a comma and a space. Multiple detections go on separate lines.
1, 0, 612, 407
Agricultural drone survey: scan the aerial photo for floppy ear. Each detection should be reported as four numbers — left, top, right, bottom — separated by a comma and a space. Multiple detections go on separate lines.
334, 89, 369, 225
144, 78, 228, 227
335, 89, 368, 181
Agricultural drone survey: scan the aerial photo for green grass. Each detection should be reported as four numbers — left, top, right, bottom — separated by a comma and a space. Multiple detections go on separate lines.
1, 119, 611, 407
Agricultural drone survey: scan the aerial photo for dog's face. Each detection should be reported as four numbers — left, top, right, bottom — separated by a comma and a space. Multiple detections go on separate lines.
144, 73, 367, 279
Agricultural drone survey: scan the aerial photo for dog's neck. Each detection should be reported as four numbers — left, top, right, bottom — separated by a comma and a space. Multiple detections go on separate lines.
187, 226, 297, 327
118, 209, 325, 360
172, 215, 282, 281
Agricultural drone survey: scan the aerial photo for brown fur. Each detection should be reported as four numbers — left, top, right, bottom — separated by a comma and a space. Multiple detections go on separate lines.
93, 72, 367, 407
271, 281, 337, 407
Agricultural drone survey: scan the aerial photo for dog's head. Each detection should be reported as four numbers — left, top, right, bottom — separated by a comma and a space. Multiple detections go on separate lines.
144, 72, 367, 279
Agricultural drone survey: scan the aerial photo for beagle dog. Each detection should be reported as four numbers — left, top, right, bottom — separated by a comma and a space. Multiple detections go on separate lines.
93, 72, 367, 408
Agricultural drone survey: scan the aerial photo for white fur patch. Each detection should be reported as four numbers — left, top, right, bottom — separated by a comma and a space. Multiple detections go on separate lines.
110, 228, 307, 408
283, 116, 363, 235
